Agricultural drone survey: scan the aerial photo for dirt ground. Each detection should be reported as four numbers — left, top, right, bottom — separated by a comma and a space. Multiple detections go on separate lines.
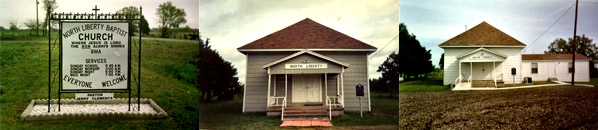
400, 87, 598, 129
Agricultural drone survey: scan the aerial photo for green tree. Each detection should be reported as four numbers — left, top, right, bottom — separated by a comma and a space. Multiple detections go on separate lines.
375, 51, 400, 96
42, 0, 57, 36
439, 53, 444, 70
195, 34, 243, 102
9, 20, 19, 30
116, 6, 140, 36
140, 16, 150, 35
24, 19, 40, 35
398, 23, 434, 80
156, 1, 187, 38
545, 35, 598, 77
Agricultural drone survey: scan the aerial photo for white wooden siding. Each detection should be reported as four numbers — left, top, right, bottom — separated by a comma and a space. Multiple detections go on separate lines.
522, 60, 590, 82
443, 47, 523, 85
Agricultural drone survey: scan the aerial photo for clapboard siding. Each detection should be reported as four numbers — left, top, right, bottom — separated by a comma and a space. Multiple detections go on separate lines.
244, 52, 293, 112
243, 51, 370, 112
320, 52, 370, 111
443, 47, 523, 85
522, 60, 590, 82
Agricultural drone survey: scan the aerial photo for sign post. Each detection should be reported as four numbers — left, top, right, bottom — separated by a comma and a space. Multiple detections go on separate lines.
511, 67, 516, 85
356, 84, 364, 117
48, 6, 143, 112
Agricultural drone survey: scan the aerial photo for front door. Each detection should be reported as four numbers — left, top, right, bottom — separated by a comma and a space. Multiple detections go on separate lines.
292, 74, 321, 103
473, 62, 493, 80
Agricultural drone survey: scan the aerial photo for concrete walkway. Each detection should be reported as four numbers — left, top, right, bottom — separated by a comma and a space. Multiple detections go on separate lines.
453, 81, 594, 91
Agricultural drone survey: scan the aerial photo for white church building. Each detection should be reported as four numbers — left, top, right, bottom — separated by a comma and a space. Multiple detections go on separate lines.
440, 21, 590, 88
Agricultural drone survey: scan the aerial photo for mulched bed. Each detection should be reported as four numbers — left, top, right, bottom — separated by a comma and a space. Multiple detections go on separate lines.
400, 87, 598, 129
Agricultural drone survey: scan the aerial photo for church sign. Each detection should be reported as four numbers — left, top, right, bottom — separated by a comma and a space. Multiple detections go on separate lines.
61, 21, 130, 90
285, 63, 328, 69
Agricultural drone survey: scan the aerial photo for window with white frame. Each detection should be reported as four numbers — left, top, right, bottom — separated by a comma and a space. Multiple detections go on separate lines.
531, 63, 538, 74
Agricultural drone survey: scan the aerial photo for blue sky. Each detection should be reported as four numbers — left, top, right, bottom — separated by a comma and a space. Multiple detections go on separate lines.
400, 0, 598, 67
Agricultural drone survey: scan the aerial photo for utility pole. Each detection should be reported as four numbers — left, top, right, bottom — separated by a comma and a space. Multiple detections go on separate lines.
36, 0, 39, 36
572, 0, 578, 86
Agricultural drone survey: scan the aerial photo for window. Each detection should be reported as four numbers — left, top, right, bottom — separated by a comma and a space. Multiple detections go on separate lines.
569, 62, 573, 73
531, 63, 538, 74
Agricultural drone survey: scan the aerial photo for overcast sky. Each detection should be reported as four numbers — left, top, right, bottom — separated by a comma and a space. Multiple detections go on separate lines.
200, 0, 399, 84
0, 0, 198, 29
401, 0, 598, 67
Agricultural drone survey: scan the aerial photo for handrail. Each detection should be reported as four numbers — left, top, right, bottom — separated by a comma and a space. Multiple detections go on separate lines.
468, 75, 472, 87
281, 97, 286, 120
454, 75, 462, 88
493, 74, 497, 88
326, 97, 332, 120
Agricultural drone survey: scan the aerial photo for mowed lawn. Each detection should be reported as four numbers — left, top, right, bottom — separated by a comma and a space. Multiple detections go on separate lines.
0, 37, 199, 129
199, 94, 399, 130
399, 78, 452, 92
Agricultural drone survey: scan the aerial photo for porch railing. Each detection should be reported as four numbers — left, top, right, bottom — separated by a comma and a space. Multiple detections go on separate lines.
468, 75, 472, 87
454, 75, 462, 88
281, 97, 286, 120
270, 96, 285, 107
326, 95, 344, 120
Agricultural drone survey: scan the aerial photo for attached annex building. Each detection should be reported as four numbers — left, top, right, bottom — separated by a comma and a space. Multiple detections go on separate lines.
440, 22, 590, 88
237, 18, 376, 119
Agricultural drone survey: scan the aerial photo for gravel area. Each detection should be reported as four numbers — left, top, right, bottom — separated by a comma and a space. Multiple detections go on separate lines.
400, 87, 598, 129
31, 103, 157, 114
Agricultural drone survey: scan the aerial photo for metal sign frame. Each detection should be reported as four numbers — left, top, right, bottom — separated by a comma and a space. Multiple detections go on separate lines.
48, 6, 143, 112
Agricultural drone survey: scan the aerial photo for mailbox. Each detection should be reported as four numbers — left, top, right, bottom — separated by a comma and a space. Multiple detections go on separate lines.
356, 84, 364, 97
511, 67, 516, 75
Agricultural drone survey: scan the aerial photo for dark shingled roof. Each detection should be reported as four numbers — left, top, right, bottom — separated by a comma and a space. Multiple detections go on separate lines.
238, 18, 376, 49
522, 54, 590, 60
439, 21, 526, 47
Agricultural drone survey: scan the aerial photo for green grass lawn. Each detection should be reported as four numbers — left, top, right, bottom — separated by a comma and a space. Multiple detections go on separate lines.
399, 78, 451, 92
199, 94, 399, 130
0, 38, 199, 129
564, 78, 598, 86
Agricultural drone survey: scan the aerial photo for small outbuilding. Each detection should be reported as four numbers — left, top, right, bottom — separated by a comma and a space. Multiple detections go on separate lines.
521, 54, 590, 82
237, 18, 376, 119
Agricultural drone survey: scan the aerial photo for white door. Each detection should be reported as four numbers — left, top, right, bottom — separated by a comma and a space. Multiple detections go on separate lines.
292, 74, 321, 103
548, 62, 556, 78
473, 62, 492, 80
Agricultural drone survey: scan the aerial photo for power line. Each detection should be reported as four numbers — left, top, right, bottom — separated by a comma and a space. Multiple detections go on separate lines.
370, 33, 399, 60
524, 4, 575, 52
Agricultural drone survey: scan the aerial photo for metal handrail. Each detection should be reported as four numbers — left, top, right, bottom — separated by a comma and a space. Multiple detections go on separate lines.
281, 97, 286, 121
468, 75, 472, 87
454, 75, 462, 88
326, 97, 332, 120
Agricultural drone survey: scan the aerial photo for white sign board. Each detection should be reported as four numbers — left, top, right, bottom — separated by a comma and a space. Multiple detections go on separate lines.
75, 93, 114, 100
285, 63, 328, 69
61, 22, 129, 90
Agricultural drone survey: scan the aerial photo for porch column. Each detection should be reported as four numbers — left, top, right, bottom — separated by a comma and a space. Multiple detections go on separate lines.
470, 62, 472, 79
325, 73, 328, 99
493, 61, 496, 81
285, 73, 288, 108
341, 68, 345, 107
462, 61, 463, 79
267, 68, 271, 108
337, 74, 340, 96
273, 75, 278, 97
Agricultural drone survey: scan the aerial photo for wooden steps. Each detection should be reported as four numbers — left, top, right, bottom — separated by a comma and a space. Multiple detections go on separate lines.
268, 105, 343, 121
471, 80, 504, 88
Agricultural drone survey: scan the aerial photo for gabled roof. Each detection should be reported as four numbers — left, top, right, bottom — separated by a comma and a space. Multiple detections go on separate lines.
262, 49, 350, 69
522, 54, 590, 60
456, 48, 507, 59
439, 21, 526, 47
238, 18, 377, 50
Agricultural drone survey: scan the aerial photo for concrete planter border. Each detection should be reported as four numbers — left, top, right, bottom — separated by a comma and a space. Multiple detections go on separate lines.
21, 98, 168, 121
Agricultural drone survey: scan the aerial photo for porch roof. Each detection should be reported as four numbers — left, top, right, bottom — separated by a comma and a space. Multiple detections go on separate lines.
457, 48, 507, 62
262, 49, 350, 69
